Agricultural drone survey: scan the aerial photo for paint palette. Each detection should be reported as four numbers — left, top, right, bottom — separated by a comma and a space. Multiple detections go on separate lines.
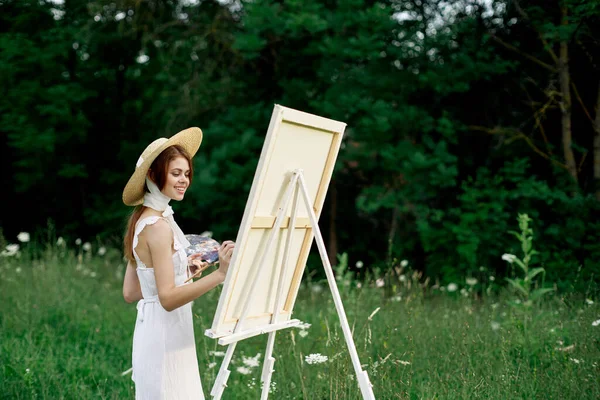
184, 235, 220, 264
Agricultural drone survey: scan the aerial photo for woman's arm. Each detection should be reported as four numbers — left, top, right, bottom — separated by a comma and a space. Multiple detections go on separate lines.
123, 260, 143, 303
146, 220, 232, 312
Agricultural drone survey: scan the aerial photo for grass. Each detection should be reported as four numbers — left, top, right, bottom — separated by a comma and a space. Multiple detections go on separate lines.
0, 242, 599, 399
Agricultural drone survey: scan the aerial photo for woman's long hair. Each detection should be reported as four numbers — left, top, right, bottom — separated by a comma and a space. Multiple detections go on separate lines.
123, 145, 194, 263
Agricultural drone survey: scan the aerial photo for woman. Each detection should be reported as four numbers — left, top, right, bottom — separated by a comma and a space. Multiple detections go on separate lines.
121, 127, 234, 399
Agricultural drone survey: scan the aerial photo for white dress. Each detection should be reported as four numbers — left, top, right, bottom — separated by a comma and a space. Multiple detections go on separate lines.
131, 216, 205, 400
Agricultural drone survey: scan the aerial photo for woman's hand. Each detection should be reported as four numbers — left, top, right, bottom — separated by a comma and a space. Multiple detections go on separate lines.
187, 257, 207, 280
217, 240, 235, 280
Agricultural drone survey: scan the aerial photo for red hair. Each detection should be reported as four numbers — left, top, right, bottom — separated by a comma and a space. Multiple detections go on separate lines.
123, 145, 194, 262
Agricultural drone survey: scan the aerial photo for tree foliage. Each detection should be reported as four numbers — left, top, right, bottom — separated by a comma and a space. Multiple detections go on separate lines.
1, 0, 599, 289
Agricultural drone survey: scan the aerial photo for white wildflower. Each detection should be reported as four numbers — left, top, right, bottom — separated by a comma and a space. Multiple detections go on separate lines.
115, 11, 126, 21
585, 299, 593, 305
56, 237, 65, 246
75, 238, 82, 245
1, 244, 20, 257
305, 353, 328, 364
399, 275, 406, 282
491, 322, 500, 331
298, 330, 309, 338
98, 247, 107, 256
208, 362, 217, 369
502, 253, 517, 263
310, 284, 323, 293
592, 319, 600, 327
209, 351, 226, 357
17, 232, 30, 243
447, 283, 458, 292
400, 260, 408, 267
570, 358, 581, 364
355, 261, 364, 268
83, 242, 92, 252
236, 366, 252, 375
16, 267, 22, 273
391, 295, 402, 302
375, 278, 385, 288
460, 288, 468, 296
90, 272, 97, 278
242, 353, 261, 368
297, 322, 311, 330
466, 278, 478, 286
397, 360, 411, 366
489, 276, 495, 282
356, 282, 362, 289
25, 368, 30, 374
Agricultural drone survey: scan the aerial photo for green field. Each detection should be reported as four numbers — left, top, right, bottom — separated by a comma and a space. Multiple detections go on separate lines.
1, 244, 599, 399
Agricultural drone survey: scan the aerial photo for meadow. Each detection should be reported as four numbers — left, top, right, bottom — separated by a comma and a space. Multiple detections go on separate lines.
1, 238, 599, 399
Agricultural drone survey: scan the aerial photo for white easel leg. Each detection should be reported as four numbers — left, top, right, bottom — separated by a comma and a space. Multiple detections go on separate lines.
210, 343, 237, 400
260, 331, 276, 400
298, 174, 376, 400
261, 172, 301, 399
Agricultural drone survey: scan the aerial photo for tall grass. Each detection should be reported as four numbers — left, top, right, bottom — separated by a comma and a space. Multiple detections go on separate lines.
0, 241, 599, 399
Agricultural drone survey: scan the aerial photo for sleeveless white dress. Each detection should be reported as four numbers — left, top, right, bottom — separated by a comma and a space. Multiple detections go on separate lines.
131, 216, 205, 400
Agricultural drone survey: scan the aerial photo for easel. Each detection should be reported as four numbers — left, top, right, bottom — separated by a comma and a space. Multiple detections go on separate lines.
208, 169, 375, 400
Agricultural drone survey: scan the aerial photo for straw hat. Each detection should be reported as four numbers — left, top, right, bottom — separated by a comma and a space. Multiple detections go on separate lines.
122, 127, 203, 206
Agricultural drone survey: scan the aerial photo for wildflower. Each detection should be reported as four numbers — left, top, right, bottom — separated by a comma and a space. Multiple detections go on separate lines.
397, 360, 411, 366
305, 353, 328, 364
90, 272, 97, 278
56, 237, 65, 246
502, 253, 517, 263
25, 368, 30, 374
375, 278, 385, 288
400, 260, 408, 267
200, 231, 213, 238
489, 276, 495, 282
399, 275, 406, 282
356, 261, 364, 268
17, 232, 30, 243
356, 282, 362, 289
570, 358, 581, 364
447, 283, 458, 292
310, 284, 323, 293
592, 319, 600, 327
242, 353, 261, 368
298, 330, 309, 338
585, 299, 594, 305
460, 288, 468, 297
209, 351, 226, 357
466, 278, 478, 286
236, 366, 252, 375
75, 238, 82, 245
491, 322, 500, 331
83, 242, 92, 252
208, 362, 217, 369
98, 247, 107, 256
16, 267, 22, 273
391, 295, 402, 302
1, 244, 20, 257
297, 322, 311, 330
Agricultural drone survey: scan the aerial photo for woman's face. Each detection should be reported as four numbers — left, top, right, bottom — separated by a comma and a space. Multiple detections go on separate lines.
161, 156, 191, 201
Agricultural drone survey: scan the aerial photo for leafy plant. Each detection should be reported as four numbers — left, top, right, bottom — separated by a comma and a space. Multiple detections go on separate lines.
503, 214, 554, 307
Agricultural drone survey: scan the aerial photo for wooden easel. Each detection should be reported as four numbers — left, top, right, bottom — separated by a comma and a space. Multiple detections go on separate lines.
207, 169, 375, 400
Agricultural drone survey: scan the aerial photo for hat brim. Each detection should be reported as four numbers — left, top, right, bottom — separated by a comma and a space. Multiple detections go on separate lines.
122, 127, 203, 206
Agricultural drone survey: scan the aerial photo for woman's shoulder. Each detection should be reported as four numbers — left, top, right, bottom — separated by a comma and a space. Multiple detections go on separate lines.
138, 217, 172, 244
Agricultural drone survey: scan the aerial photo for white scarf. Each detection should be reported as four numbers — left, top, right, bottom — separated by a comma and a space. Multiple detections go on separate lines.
143, 177, 191, 249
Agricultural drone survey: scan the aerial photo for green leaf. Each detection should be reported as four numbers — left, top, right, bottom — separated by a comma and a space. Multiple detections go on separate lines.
505, 278, 528, 296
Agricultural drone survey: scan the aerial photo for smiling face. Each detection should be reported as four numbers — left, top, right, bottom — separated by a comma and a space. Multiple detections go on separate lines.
160, 156, 191, 201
